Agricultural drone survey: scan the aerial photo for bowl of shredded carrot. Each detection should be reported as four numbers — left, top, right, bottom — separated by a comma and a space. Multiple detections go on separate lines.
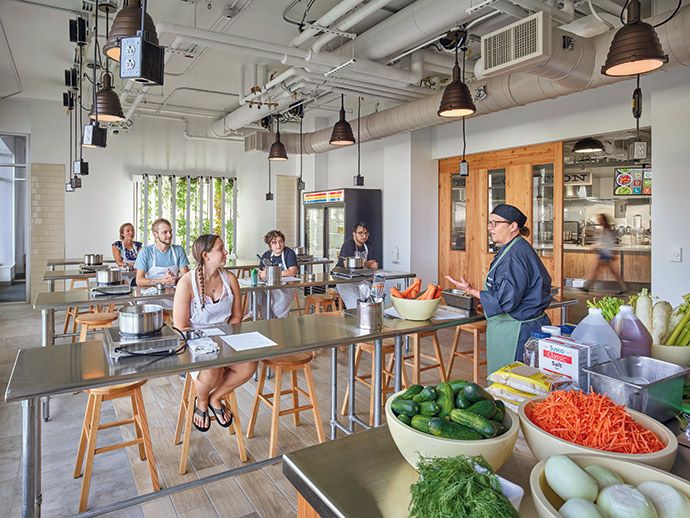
518, 390, 678, 471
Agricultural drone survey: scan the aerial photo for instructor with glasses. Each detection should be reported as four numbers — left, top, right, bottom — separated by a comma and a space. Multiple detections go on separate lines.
445, 204, 552, 373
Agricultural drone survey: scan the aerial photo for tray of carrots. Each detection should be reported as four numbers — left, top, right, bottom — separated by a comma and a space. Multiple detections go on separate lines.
390, 278, 442, 301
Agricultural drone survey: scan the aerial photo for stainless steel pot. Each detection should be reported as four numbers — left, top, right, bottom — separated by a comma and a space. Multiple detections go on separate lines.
294, 246, 307, 255
118, 304, 164, 336
265, 265, 282, 286
96, 268, 122, 285
84, 253, 103, 266
341, 256, 365, 269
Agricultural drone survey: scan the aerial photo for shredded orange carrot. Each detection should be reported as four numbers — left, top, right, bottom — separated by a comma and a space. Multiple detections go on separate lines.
526, 390, 665, 454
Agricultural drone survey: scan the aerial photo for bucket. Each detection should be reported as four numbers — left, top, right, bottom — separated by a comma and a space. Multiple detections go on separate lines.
265, 266, 282, 286
357, 300, 383, 331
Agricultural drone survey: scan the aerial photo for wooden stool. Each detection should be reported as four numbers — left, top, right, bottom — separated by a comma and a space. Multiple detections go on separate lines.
73, 381, 159, 512
303, 294, 336, 314
326, 288, 342, 310
403, 331, 448, 385
446, 320, 488, 383
64, 279, 92, 343
173, 373, 247, 475
341, 340, 409, 425
246, 353, 325, 457
75, 311, 119, 342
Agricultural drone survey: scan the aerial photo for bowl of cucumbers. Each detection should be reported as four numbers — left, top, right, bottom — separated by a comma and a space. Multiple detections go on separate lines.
385, 380, 519, 471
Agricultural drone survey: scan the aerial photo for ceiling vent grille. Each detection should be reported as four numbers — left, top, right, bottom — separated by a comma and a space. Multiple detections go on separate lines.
481, 12, 551, 76
244, 131, 273, 153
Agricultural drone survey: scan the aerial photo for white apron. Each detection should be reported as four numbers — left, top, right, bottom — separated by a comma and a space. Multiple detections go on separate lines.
263, 251, 294, 319
337, 243, 369, 309
145, 246, 180, 310
189, 267, 233, 378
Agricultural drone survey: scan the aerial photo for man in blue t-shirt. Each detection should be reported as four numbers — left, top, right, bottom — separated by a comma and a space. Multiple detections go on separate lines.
135, 218, 190, 287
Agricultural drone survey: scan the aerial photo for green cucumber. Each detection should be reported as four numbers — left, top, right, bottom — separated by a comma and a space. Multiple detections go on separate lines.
449, 409, 497, 438
428, 417, 483, 440
411, 415, 432, 434
455, 393, 472, 409
494, 400, 505, 422
490, 419, 507, 436
435, 382, 454, 419
462, 383, 493, 403
467, 399, 498, 419
449, 379, 471, 394
398, 384, 424, 400
412, 386, 437, 403
391, 398, 420, 417
397, 413, 411, 425
418, 401, 441, 417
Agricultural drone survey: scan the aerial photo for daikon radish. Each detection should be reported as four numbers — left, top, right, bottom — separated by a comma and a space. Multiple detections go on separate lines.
560, 498, 606, 518
652, 301, 672, 344
636, 289, 653, 334
637, 481, 690, 518
545, 455, 598, 502
585, 465, 624, 490
597, 484, 658, 518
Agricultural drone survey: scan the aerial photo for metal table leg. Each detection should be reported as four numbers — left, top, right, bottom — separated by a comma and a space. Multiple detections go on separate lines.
330, 346, 338, 440
347, 343, 356, 432
48, 280, 54, 293
561, 305, 567, 325
373, 338, 383, 427
22, 397, 41, 518
251, 291, 257, 322
266, 289, 272, 320
40, 309, 54, 422
394, 335, 403, 393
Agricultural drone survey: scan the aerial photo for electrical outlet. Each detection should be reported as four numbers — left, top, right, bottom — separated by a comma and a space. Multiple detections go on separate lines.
670, 247, 683, 262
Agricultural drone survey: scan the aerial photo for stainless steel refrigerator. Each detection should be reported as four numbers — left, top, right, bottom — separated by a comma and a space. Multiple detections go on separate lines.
304, 188, 383, 267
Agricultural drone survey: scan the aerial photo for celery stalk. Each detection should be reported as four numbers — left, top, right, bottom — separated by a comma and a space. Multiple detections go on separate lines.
667, 308, 690, 345
679, 322, 690, 346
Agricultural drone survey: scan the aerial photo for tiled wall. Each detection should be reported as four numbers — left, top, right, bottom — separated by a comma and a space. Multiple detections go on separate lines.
30, 163, 65, 300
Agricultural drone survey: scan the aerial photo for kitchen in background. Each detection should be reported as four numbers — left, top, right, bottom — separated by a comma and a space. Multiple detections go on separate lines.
562, 129, 652, 290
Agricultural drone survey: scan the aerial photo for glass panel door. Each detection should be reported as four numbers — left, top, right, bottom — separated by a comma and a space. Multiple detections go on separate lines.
533, 164, 554, 257
327, 206, 345, 263
487, 168, 506, 252
306, 207, 324, 258
451, 175, 467, 250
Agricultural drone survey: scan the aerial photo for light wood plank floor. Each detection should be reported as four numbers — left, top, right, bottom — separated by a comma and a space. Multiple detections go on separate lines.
0, 301, 486, 517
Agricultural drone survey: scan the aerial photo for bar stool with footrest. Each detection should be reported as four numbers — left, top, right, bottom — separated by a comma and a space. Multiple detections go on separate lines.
246, 352, 325, 457
173, 373, 247, 474
303, 294, 337, 314
73, 380, 159, 512
446, 320, 488, 383
75, 311, 119, 342
403, 331, 448, 385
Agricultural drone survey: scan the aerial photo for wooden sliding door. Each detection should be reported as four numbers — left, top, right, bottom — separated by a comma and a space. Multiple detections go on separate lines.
439, 142, 564, 300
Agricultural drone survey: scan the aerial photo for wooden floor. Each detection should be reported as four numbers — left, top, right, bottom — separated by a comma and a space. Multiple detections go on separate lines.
0, 300, 486, 517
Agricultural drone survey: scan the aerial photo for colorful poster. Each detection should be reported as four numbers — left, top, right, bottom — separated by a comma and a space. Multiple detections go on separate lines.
614, 168, 651, 196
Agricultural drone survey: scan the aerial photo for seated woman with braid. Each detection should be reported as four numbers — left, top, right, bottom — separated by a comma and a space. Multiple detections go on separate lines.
173, 234, 257, 432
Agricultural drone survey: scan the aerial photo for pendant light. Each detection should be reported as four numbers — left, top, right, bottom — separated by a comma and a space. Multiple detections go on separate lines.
268, 115, 288, 160
329, 94, 355, 146
353, 97, 364, 186
90, 3, 124, 122
83, 0, 107, 148
601, 0, 670, 77
438, 31, 476, 118
573, 137, 605, 154
103, 0, 159, 62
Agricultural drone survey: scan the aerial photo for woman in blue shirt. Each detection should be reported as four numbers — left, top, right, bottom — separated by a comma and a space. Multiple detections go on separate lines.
446, 204, 552, 373
112, 222, 142, 267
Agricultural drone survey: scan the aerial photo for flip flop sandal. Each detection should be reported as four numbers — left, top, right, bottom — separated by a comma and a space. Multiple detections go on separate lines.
193, 398, 211, 432
209, 403, 233, 428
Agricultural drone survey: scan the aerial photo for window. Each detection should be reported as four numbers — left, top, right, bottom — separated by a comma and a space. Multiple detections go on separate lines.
134, 174, 236, 256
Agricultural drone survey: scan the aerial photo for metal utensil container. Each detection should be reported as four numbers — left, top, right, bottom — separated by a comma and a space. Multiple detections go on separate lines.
357, 300, 383, 331
441, 289, 477, 310
118, 303, 164, 336
342, 256, 365, 269
294, 246, 307, 255
584, 356, 689, 422
265, 266, 282, 286
84, 253, 104, 266
96, 268, 122, 286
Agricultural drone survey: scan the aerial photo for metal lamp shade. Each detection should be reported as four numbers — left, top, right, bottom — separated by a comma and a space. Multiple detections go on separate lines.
329, 95, 355, 146
103, 0, 159, 62
89, 73, 125, 122
268, 134, 288, 160
438, 63, 476, 117
573, 137, 604, 153
601, 22, 667, 77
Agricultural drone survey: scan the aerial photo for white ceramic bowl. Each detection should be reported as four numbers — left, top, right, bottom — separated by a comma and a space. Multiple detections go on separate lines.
652, 343, 690, 367
385, 390, 519, 471
391, 296, 440, 321
518, 397, 678, 471
530, 454, 690, 518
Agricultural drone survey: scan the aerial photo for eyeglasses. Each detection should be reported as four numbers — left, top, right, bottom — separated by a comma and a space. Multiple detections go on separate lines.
355, 231, 369, 236
487, 220, 510, 229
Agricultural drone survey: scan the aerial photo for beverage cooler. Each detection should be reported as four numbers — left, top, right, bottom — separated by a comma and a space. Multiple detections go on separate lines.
303, 188, 382, 267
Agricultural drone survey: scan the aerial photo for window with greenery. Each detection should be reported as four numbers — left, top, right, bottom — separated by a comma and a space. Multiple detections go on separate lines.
134, 174, 236, 256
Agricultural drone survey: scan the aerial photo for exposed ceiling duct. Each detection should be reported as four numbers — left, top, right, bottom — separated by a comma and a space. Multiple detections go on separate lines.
271, 5, 690, 155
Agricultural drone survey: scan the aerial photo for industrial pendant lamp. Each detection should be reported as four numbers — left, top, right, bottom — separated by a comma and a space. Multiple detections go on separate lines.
268, 116, 288, 160
90, 3, 124, 122
329, 94, 355, 146
601, 0, 668, 76
83, 0, 107, 148
438, 32, 476, 118
104, 0, 159, 62
573, 137, 605, 153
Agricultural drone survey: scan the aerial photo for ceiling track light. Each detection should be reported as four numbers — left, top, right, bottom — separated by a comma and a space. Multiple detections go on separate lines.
573, 137, 605, 154
438, 30, 476, 118
103, 0, 159, 62
329, 94, 356, 146
353, 97, 364, 187
268, 115, 288, 161
601, 0, 673, 77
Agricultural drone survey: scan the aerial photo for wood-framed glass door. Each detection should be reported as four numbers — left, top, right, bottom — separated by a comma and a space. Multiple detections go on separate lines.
439, 142, 564, 304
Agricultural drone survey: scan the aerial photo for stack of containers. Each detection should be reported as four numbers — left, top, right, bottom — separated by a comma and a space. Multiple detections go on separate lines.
486, 362, 572, 412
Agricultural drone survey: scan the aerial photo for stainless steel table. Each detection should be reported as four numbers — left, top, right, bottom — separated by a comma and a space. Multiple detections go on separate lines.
46, 258, 115, 270
7, 310, 482, 518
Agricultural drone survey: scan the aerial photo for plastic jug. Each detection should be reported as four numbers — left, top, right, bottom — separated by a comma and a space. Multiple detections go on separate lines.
611, 305, 653, 358
571, 308, 621, 361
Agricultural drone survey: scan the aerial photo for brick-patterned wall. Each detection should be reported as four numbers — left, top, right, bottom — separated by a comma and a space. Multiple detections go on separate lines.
30, 163, 65, 300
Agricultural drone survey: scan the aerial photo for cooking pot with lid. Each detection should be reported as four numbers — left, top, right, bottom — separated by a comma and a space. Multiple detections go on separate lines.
118, 304, 164, 336
84, 253, 104, 266
96, 268, 122, 286
341, 256, 365, 269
